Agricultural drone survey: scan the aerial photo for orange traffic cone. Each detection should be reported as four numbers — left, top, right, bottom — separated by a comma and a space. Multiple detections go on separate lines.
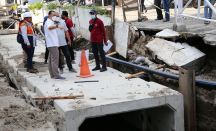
76, 50, 94, 78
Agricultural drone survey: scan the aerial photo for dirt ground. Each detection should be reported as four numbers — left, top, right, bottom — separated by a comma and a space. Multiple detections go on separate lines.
0, 70, 65, 131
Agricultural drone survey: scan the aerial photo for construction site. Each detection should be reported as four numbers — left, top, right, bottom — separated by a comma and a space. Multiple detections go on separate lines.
1, 0, 216, 131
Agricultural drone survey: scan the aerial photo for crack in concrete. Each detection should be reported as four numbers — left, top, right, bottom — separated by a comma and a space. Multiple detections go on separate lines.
170, 44, 185, 66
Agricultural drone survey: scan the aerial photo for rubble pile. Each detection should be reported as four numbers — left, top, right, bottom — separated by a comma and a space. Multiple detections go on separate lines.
127, 28, 207, 84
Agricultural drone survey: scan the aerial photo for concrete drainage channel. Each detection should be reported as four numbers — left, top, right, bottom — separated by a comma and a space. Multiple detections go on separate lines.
0, 34, 185, 131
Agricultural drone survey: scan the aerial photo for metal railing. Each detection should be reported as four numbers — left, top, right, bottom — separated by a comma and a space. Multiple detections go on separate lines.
174, 0, 216, 23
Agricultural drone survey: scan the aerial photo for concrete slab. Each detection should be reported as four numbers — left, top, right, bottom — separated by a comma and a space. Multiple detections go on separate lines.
156, 29, 180, 40
127, 6, 216, 46
146, 38, 206, 71
0, 34, 184, 131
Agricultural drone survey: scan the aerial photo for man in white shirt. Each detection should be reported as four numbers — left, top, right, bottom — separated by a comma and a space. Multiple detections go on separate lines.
44, 11, 65, 80
54, 12, 77, 74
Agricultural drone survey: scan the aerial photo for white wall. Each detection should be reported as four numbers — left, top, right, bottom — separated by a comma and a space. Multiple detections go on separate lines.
73, 7, 129, 58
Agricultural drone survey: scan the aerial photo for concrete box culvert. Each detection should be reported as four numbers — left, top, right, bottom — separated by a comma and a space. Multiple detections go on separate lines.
78, 105, 175, 131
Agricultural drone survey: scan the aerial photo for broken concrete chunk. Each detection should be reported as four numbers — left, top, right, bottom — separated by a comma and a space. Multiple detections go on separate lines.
145, 38, 206, 71
155, 29, 180, 40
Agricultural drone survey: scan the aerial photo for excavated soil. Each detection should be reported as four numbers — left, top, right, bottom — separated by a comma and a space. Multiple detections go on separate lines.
0, 61, 65, 131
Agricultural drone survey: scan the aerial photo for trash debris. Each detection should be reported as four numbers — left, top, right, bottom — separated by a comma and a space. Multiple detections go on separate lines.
76, 100, 81, 104
90, 97, 96, 100
54, 88, 60, 91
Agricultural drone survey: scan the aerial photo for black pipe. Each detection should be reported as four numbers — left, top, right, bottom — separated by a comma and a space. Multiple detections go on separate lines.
105, 56, 216, 86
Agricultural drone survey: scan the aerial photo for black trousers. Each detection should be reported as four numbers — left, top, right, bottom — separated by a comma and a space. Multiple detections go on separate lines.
45, 47, 49, 60
141, 0, 146, 12
91, 42, 106, 68
66, 37, 75, 61
154, 0, 163, 19
58, 45, 72, 70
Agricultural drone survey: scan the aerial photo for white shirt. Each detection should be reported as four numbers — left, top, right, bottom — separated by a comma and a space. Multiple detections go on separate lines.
20, 21, 37, 47
44, 18, 59, 48
54, 20, 68, 47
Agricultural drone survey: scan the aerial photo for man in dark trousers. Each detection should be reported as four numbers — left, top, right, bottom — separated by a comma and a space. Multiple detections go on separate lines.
141, 0, 147, 14
43, 15, 49, 64
154, 0, 163, 20
89, 9, 108, 72
61, 11, 77, 64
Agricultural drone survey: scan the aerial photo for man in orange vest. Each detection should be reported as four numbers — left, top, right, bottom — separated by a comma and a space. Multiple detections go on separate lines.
19, 12, 38, 73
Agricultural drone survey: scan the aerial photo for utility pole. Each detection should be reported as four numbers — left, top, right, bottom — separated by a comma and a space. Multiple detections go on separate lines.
106, 0, 117, 69
111, 0, 116, 27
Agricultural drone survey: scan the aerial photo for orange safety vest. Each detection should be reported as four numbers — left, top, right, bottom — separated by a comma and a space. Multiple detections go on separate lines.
19, 22, 35, 35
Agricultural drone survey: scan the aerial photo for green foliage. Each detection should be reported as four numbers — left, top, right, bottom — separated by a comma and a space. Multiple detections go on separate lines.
28, 2, 43, 10
45, 2, 57, 10
10, 3, 17, 10
61, 5, 111, 17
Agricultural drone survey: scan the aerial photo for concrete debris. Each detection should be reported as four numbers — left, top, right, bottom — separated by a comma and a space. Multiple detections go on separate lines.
155, 29, 180, 40
145, 38, 206, 71
132, 35, 152, 56
54, 88, 60, 91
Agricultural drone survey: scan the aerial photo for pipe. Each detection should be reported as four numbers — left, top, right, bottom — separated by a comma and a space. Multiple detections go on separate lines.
135, 57, 153, 65
6, 20, 18, 29
35, 26, 44, 38
105, 56, 216, 86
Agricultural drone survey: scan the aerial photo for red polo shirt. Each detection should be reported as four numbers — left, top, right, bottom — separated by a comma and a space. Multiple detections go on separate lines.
89, 18, 107, 43
65, 17, 74, 37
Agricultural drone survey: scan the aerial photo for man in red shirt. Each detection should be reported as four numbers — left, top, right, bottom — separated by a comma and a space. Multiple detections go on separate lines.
89, 9, 108, 72
61, 11, 77, 64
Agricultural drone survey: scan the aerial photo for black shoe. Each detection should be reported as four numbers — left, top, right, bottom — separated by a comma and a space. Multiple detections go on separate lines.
100, 67, 107, 72
44, 60, 48, 64
92, 66, 101, 71
163, 19, 169, 22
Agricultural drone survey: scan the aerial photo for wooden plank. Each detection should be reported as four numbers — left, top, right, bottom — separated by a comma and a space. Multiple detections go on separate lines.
124, 6, 139, 11
125, 64, 165, 79
118, 0, 122, 6
33, 95, 84, 100
179, 67, 196, 131
105, 26, 117, 69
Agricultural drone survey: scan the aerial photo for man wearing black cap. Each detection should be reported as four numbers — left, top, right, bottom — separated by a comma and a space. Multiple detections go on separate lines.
89, 9, 108, 72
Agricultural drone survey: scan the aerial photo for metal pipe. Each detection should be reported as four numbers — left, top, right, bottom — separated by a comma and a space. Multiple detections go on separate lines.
105, 56, 216, 86
6, 20, 18, 29
179, 0, 192, 14
179, 14, 216, 22
35, 26, 45, 37
197, 0, 201, 18
175, 0, 178, 24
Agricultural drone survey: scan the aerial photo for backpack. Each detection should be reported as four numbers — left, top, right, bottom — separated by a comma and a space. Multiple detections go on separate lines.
17, 20, 25, 43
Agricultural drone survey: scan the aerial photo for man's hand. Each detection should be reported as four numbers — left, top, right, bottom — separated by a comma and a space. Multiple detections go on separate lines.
58, 25, 64, 30
27, 44, 31, 48
104, 42, 108, 46
145, 9, 147, 13
68, 41, 71, 47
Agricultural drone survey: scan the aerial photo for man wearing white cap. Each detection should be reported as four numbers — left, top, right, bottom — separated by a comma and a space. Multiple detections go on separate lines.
18, 12, 38, 73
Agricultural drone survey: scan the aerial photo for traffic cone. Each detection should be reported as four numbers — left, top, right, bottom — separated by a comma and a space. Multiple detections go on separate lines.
76, 50, 94, 78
